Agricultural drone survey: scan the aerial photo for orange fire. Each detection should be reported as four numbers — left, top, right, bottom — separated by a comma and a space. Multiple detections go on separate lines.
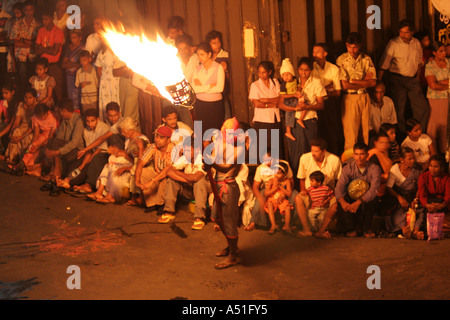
100, 23, 185, 102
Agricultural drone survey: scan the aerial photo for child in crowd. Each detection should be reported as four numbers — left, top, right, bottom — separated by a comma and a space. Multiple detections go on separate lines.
279, 58, 304, 141
0, 81, 20, 156
62, 29, 84, 111
75, 50, 98, 114
29, 57, 56, 108
57, 108, 109, 190
23, 103, 58, 177
401, 119, 436, 172
379, 123, 401, 164
302, 171, 334, 232
264, 162, 293, 234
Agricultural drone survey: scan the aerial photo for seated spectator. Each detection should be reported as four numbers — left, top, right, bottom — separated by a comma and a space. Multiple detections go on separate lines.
302, 171, 334, 233
56, 108, 109, 192
368, 132, 393, 196
163, 136, 211, 229
41, 100, 84, 187
334, 143, 381, 238
295, 138, 342, 237
0, 81, 20, 156
244, 150, 295, 231
264, 162, 293, 234
369, 82, 397, 134
22, 103, 58, 177
401, 118, 436, 172
135, 126, 174, 215
379, 123, 401, 164
418, 155, 450, 215
75, 50, 98, 114
88, 117, 149, 204
385, 147, 423, 239
2, 87, 37, 168
29, 57, 56, 108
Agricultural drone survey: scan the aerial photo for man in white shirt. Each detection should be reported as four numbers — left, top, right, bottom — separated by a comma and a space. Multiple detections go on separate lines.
369, 82, 398, 133
295, 138, 342, 237
312, 43, 343, 156
378, 19, 430, 134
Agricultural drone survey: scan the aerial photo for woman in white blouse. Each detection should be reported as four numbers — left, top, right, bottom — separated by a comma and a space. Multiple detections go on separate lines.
191, 42, 225, 133
248, 61, 283, 157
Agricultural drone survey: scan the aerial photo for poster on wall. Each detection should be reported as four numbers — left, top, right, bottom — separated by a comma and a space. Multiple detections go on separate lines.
434, 0, 450, 44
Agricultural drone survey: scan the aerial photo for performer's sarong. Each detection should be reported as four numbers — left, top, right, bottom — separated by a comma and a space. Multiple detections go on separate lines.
211, 177, 240, 239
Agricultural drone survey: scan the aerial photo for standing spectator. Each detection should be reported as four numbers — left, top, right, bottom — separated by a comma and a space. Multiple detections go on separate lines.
53, 0, 69, 34
334, 142, 381, 237
415, 30, 433, 95
10, 0, 39, 98
282, 57, 326, 177
206, 30, 232, 120
95, 37, 120, 122
378, 19, 430, 134
336, 32, 377, 152
312, 43, 343, 156
249, 61, 282, 159
425, 41, 450, 155
114, 60, 139, 127
166, 16, 185, 46
75, 50, 98, 114
175, 33, 199, 129
5, 2, 23, 77
62, 29, 84, 111
84, 16, 104, 62
0, 1, 11, 88
369, 82, 397, 134
35, 9, 65, 104
191, 42, 225, 133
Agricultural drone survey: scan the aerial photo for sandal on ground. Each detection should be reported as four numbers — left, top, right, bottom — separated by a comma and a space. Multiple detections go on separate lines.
412, 230, 424, 240
213, 224, 221, 232
96, 197, 114, 204
244, 224, 255, 231
158, 213, 175, 224
87, 193, 102, 201
192, 220, 205, 230
364, 230, 376, 238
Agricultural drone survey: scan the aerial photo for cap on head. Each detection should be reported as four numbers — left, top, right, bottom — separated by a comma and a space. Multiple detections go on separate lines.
155, 125, 172, 138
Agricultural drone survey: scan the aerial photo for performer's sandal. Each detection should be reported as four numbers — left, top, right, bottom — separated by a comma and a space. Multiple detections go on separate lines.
158, 214, 175, 224
192, 220, 205, 230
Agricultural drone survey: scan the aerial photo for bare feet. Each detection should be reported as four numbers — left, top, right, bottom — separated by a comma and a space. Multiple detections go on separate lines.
297, 230, 313, 237
285, 132, 296, 141
215, 256, 240, 270
314, 231, 332, 239
73, 184, 92, 194
346, 231, 357, 237
244, 222, 255, 231
56, 178, 71, 189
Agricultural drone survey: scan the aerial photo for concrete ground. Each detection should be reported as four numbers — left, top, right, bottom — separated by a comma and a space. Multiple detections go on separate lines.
1, 171, 450, 301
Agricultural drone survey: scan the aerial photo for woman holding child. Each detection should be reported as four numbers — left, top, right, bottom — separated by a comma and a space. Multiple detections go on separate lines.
281, 57, 327, 176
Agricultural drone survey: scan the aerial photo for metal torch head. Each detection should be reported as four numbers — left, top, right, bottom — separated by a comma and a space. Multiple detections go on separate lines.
165, 79, 196, 110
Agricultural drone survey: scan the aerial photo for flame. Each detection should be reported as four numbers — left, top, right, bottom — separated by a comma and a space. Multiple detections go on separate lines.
100, 23, 185, 102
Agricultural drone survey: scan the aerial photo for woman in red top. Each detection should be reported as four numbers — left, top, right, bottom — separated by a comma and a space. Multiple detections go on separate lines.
418, 155, 450, 214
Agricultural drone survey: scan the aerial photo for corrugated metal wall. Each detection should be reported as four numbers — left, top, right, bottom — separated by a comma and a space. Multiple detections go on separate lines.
38, 0, 436, 125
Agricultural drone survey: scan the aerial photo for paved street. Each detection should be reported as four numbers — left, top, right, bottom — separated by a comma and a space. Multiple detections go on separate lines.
1, 172, 450, 301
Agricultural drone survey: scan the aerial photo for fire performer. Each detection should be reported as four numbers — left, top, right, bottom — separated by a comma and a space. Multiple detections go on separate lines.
204, 117, 245, 269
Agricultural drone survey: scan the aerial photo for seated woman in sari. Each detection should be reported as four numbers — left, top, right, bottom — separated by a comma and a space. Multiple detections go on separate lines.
386, 147, 424, 239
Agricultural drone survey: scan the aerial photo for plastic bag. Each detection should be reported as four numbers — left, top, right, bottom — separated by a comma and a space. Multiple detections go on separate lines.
406, 208, 416, 232
427, 213, 445, 241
